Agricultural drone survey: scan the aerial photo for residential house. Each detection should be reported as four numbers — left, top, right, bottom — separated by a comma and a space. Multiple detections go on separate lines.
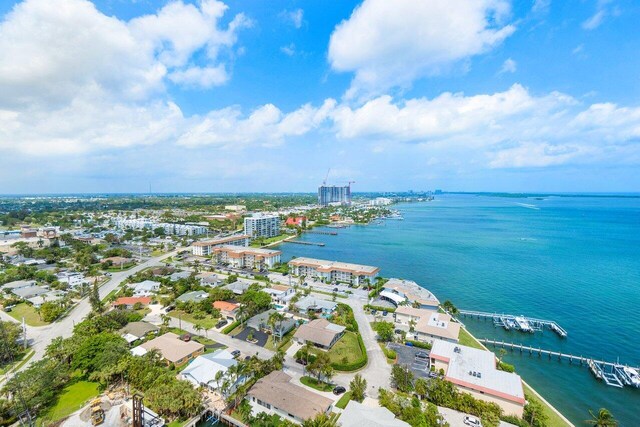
12, 284, 50, 300
130, 280, 161, 297
213, 300, 241, 321
430, 341, 525, 417
55, 271, 87, 288
180, 349, 245, 394
224, 280, 252, 295
133, 332, 204, 365
176, 291, 208, 303
394, 306, 460, 344
263, 285, 296, 304
247, 309, 297, 339
293, 318, 345, 350
197, 272, 223, 287
119, 321, 160, 344
27, 290, 65, 309
113, 296, 152, 309
246, 371, 333, 424
101, 256, 134, 267
168, 271, 192, 281
285, 216, 307, 227
294, 295, 336, 315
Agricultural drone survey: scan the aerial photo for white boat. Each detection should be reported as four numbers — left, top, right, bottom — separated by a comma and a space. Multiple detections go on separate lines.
514, 316, 533, 333
622, 367, 640, 387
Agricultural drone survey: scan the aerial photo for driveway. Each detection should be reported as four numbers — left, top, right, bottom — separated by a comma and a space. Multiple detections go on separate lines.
388, 343, 431, 379
234, 327, 268, 347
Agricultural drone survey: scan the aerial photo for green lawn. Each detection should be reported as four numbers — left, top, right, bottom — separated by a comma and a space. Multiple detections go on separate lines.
312, 331, 364, 366
250, 233, 290, 247
458, 327, 484, 350
523, 384, 571, 427
265, 329, 295, 351
166, 421, 187, 427
42, 381, 100, 423
0, 350, 33, 375
7, 302, 49, 326
168, 310, 220, 330
335, 391, 352, 409
300, 376, 334, 392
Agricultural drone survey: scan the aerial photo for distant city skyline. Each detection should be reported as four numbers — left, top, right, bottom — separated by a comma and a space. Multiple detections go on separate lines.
1, 0, 639, 193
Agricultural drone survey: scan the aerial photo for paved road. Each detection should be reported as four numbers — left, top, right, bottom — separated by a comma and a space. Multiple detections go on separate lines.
1, 249, 181, 383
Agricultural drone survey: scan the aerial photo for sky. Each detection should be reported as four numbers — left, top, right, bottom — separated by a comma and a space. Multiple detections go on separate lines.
0, 0, 639, 194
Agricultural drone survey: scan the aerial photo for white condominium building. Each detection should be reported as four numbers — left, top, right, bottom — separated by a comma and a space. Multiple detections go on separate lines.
288, 257, 379, 286
191, 235, 249, 256
244, 213, 281, 238
430, 341, 525, 417
213, 245, 281, 269
115, 217, 207, 236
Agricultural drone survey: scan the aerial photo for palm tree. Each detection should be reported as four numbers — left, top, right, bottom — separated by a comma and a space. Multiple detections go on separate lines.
160, 314, 170, 328
193, 323, 203, 336
349, 374, 367, 402
268, 311, 286, 342
585, 408, 618, 427
301, 413, 338, 427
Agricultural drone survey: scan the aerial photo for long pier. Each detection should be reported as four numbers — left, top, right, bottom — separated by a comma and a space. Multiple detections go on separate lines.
458, 309, 567, 338
303, 230, 338, 235
479, 339, 639, 388
282, 240, 326, 246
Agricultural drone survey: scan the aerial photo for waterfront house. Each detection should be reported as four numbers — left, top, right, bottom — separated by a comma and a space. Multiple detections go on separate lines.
430, 341, 525, 417
381, 278, 439, 310
246, 371, 333, 424
180, 349, 245, 394
293, 318, 345, 350
394, 306, 460, 344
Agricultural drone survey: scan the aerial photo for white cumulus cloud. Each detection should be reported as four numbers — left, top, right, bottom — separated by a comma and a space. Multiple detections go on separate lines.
500, 58, 517, 74
328, 0, 516, 97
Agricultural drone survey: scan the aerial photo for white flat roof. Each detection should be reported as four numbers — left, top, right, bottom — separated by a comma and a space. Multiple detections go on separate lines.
431, 341, 524, 404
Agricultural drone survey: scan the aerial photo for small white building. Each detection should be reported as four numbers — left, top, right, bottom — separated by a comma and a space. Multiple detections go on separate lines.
130, 280, 161, 297
56, 271, 87, 288
180, 349, 245, 394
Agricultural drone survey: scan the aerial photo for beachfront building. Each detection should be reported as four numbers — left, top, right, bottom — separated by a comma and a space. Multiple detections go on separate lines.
293, 318, 345, 350
381, 278, 439, 310
430, 341, 525, 417
394, 306, 460, 344
244, 213, 281, 238
213, 245, 281, 269
246, 371, 333, 424
191, 235, 250, 256
288, 257, 379, 286
133, 332, 204, 366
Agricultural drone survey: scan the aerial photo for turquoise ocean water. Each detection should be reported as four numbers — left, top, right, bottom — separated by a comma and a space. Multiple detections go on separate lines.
276, 194, 640, 426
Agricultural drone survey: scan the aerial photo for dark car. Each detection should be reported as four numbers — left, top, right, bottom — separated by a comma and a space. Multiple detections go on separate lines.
333, 287, 339, 292
296, 358, 308, 366
382, 311, 388, 316
333, 386, 346, 395
216, 319, 228, 328
415, 351, 429, 359
231, 350, 241, 358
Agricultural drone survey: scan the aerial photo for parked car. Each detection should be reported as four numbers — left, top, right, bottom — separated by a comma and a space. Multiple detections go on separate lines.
415, 351, 429, 359
463, 416, 482, 427
231, 350, 241, 359
332, 386, 346, 395
216, 319, 228, 328
333, 287, 339, 292
382, 311, 388, 317
428, 371, 439, 379
296, 358, 308, 366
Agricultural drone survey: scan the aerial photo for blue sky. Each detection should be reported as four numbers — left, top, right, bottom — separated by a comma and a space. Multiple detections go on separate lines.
0, 0, 639, 194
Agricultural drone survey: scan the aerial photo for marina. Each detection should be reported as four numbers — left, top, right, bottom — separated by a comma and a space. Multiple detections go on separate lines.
303, 230, 338, 235
479, 339, 640, 389
458, 309, 568, 337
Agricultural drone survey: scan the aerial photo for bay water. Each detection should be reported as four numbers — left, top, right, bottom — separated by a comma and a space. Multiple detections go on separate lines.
276, 194, 640, 426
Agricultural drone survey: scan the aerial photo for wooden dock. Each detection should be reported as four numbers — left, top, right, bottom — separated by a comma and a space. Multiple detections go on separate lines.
458, 309, 568, 337
479, 339, 638, 388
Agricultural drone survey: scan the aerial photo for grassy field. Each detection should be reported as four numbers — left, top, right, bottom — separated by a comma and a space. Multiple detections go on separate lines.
300, 376, 334, 392
458, 327, 484, 350
312, 331, 363, 365
7, 302, 49, 326
168, 310, 219, 330
335, 391, 352, 409
250, 233, 291, 247
41, 381, 100, 423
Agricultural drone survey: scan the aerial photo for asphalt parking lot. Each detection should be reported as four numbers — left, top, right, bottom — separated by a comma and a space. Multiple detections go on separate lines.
234, 327, 268, 347
388, 343, 432, 379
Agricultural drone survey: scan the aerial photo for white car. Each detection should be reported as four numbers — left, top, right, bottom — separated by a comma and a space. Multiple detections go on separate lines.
463, 416, 482, 427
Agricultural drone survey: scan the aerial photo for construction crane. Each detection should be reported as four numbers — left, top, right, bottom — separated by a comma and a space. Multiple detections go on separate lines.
323, 168, 331, 186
